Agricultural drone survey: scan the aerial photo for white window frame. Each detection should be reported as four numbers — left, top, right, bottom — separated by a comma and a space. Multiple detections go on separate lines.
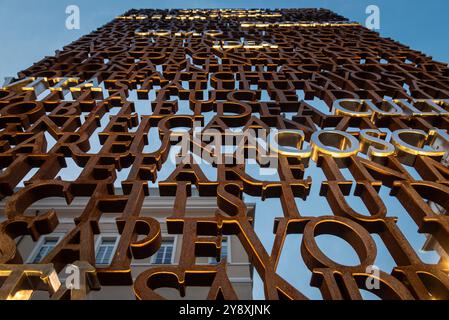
94, 234, 120, 266
151, 236, 176, 265
26, 233, 65, 263
209, 236, 232, 264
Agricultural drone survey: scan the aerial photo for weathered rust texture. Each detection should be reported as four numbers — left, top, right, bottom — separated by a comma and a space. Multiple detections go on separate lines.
0, 8, 449, 300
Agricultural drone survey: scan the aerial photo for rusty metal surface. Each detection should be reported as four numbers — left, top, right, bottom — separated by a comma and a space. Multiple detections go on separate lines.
0, 8, 449, 300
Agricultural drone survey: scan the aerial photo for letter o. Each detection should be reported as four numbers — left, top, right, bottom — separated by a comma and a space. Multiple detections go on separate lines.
310, 130, 360, 162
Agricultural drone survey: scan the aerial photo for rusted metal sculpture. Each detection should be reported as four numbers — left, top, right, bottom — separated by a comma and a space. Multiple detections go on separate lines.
0, 8, 449, 300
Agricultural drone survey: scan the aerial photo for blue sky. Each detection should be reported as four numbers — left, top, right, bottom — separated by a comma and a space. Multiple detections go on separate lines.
0, 0, 447, 299
1, 0, 449, 80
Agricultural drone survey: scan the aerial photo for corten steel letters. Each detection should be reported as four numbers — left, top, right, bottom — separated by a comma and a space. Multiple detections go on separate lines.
1, 8, 449, 300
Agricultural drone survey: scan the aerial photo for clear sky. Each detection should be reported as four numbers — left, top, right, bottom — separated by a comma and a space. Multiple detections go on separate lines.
0, 0, 447, 299
1, 0, 449, 80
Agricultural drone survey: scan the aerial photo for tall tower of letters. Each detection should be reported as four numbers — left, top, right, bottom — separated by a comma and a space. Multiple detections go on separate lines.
0, 8, 449, 300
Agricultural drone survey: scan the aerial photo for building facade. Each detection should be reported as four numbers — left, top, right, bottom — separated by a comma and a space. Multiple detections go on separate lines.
0, 189, 254, 299
1, 8, 449, 300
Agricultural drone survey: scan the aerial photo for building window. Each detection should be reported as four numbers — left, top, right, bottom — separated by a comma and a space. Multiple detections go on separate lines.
209, 237, 229, 264
95, 235, 119, 265
28, 235, 63, 263
151, 238, 175, 264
